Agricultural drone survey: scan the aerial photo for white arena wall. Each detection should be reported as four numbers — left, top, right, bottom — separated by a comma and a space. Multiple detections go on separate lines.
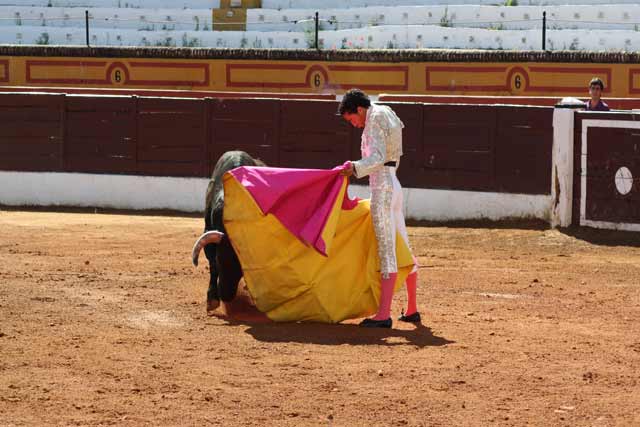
5, 5, 639, 33
4, 0, 220, 8
4, 0, 639, 7
3, 24, 640, 51
248, 5, 640, 31
2, 4, 640, 50
3, 6, 214, 31
264, 0, 640, 8
0, 171, 553, 222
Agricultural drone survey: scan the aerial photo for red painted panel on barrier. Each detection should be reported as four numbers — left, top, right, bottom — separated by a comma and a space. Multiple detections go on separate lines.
585, 195, 640, 222
137, 97, 207, 177
0, 86, 336, 100
211, 97, 279, 121
0, 106, 62, 123
421, 104, 496, 191
138, 115, 203, 142
0, 93, 63, 172
495, 107, 553, 195
573, 112, 640, 226
0, 121, 61, 138
65, 95, 136, 174
136, 161, 205, 177
209, 98, 279, 169
572, 117, 584, 226
380, 102, 423, 188
584, 126, 640, 222
0, 93, 556, 199
279, 100, 350, 170
0, 138, 60, 156
65, 95, 135, 112
66, 112, 133, 137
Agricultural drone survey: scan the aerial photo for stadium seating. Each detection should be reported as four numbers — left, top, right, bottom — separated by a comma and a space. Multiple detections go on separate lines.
0, 0, 638, 50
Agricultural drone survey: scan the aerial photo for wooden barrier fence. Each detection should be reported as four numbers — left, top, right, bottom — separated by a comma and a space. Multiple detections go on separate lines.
0, 93, 554, 196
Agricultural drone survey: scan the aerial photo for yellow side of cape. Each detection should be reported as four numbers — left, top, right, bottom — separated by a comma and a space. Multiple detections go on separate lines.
223, 173, 414, 323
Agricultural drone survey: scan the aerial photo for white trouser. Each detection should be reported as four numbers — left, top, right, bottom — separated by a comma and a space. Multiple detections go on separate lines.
369, 166, 414, 276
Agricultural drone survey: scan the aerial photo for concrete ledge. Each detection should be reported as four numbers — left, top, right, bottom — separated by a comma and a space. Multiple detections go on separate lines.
0, 171, 209, 213
0, 171, 551, 222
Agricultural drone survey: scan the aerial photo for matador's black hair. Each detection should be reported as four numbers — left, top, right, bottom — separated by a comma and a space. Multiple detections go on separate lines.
337, 88, 371, 115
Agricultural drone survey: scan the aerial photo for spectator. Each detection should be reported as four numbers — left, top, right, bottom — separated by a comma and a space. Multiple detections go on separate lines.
585, 77, 610, 111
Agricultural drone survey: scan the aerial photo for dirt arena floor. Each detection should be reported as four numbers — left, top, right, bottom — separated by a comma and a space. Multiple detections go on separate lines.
1, 209, 639, 426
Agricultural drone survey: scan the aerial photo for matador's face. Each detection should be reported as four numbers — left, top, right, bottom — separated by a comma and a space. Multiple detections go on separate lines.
342, 107, 367, 129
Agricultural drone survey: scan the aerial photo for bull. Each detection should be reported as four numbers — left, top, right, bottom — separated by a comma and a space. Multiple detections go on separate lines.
191, 150, 265, 314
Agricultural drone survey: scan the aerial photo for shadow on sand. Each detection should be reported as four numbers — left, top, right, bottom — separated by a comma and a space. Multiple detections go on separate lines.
223, 318, 453, 348
207, 289, 453, 348
559, 225, 640, 248
406, 217, 550, 231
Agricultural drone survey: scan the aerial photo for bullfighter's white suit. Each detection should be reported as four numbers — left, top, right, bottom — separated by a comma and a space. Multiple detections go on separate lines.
351, 104, 416, 277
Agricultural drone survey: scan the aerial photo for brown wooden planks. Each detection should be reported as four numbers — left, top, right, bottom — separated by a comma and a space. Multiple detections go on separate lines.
64, 95, 136, 174
137, 97, 206, 177
495, 107, 553, 195
0, 93, 63, 171
279, 100, 350, 170
0, 92, 561, 197
209, 98, 278, 169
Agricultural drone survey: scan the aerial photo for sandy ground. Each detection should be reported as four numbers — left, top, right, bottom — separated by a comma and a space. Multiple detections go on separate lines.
1, 209, 639, 426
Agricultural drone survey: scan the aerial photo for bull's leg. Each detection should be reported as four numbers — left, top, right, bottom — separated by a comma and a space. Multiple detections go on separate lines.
216, 239, 243, 302
204, 244, 220, 313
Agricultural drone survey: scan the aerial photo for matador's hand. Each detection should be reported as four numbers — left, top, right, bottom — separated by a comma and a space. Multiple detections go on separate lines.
340, 161, 354, 177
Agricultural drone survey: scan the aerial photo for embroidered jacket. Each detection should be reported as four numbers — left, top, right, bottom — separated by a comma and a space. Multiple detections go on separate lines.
353, 104, 404, 178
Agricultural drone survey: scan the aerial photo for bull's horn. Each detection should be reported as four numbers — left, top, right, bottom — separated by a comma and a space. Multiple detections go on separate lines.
191, 231, 224, 266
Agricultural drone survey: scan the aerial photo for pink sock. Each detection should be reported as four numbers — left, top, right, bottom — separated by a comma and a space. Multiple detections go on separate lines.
373, 273, 397, 320
404, 271, 418, 316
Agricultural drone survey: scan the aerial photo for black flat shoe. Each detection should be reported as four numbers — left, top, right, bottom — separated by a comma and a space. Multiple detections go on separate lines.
398, 311, 421, 323
359, 318, 392, 328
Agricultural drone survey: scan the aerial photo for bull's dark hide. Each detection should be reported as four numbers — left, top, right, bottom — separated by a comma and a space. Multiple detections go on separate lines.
203, 151, 265, 307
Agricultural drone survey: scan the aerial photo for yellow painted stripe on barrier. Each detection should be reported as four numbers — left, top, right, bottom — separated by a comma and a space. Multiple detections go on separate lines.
2, 54, 639, 98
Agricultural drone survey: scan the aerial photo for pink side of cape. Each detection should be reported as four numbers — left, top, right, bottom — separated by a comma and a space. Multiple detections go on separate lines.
229, 165, 358, 256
